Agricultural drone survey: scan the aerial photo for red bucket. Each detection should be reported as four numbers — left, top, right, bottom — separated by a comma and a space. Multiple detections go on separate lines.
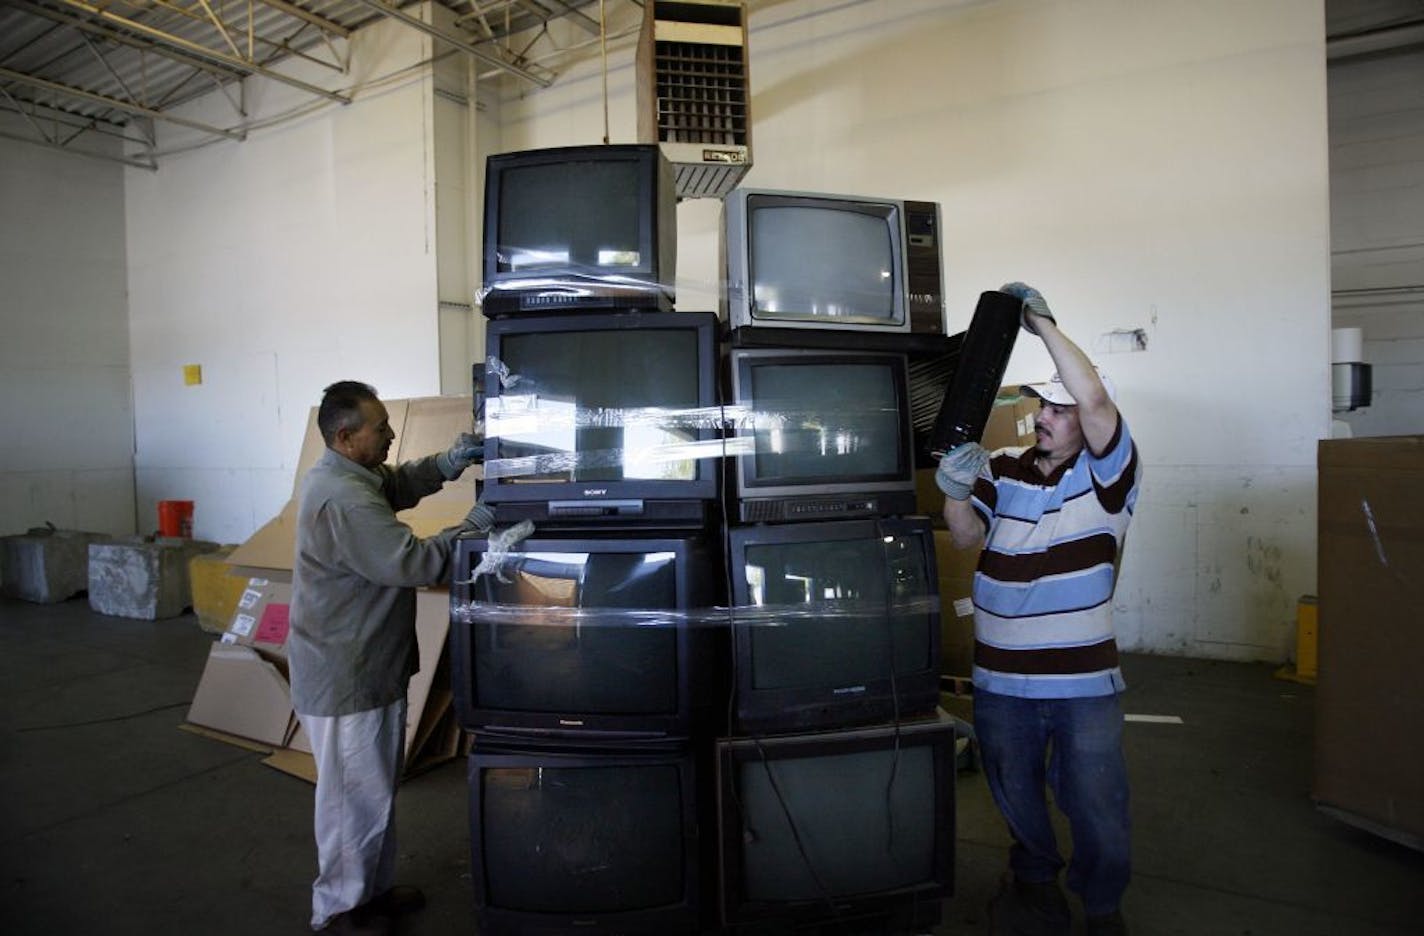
157, 500, 194, 538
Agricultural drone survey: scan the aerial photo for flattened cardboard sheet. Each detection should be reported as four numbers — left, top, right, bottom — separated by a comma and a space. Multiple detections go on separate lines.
186, 644, 293, 747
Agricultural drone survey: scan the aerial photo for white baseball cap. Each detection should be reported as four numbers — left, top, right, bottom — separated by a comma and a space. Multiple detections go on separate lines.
1021, 367, 1116, 406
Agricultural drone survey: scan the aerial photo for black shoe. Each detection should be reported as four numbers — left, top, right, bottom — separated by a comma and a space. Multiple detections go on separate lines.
1087, 910, 1128, 936
367, 885, 426, 916
986, 874, 1070, 936
316, 907, 391, 936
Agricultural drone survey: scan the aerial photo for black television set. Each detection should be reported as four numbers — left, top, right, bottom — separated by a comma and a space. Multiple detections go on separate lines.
716, 713, 956, 930
481, 143, 677, 316
722, 188, 945, 339
469, 743, 705, 935
726, 347, 917, 523
482, 310, 720, 529
727, 517, 941, 734
449, 533, 723, 740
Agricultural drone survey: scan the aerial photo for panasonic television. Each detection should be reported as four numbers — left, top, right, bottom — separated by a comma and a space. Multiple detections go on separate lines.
470, 743, 705, 935
716, 712, 956, 930
482, 144, 677, 316
722, 188, 945, 339
481, 311, 720, 528
726, 347, 917, 523
726, 516, 940, 734
449, 533, 723, 740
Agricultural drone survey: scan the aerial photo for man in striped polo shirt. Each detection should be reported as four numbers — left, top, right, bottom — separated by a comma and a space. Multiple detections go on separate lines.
937, 282, 1141, 936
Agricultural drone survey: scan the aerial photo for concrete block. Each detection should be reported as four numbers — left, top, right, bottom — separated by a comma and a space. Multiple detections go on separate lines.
87, 538, 222, 620
1, 529, 113, 603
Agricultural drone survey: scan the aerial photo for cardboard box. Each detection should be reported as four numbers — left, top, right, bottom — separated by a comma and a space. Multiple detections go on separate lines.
185, 586, 459, 784
186, 643, 296, 747
221, 578, 293, 660
230, 396, 476, 572
934, 530, 980, 678
1315, 436, 1424, 848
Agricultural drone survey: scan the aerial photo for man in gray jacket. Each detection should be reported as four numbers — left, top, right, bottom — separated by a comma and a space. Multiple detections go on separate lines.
290, 380, 491, 936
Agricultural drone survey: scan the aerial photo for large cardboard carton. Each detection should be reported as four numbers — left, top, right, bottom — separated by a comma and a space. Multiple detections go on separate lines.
184, 585, 458, 782
1315, 436, 1424, 848
229, 396, 476, 572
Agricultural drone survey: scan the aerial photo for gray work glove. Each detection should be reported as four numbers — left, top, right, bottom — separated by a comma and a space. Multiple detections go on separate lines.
462, 497, 496, 534
935, 443, 990, 501
1001, 281, 1057, 336
437, 431, 484, 480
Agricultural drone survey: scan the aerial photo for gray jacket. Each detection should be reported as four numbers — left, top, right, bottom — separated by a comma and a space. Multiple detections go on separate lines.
289, 448, 461, 716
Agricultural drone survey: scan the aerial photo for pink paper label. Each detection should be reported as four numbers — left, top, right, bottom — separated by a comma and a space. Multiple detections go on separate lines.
255, 603, 290, 645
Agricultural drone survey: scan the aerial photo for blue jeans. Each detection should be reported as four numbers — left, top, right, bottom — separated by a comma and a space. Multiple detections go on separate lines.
973, 689, 1131, 917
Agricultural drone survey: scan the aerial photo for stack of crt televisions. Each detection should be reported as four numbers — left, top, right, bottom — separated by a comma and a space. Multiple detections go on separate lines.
712, 188, 957, 935
452, 143, 726, 936
451, 144, 958, 936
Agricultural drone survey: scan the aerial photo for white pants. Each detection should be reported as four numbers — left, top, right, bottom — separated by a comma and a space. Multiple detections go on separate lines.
300, 699, 407, 929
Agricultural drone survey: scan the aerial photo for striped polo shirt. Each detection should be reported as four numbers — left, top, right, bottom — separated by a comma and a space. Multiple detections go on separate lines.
968, 415, 1141, 698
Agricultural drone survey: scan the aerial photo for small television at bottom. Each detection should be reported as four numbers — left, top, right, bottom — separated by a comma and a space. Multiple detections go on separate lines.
470, 745, 704, 935
716, 712, 956, 929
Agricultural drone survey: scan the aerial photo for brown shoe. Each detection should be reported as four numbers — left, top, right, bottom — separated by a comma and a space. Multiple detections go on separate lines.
367, 885, 426, 916
316, 907, 391, 936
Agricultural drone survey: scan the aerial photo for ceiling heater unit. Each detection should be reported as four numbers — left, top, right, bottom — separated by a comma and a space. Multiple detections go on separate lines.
636, 0, 752, 199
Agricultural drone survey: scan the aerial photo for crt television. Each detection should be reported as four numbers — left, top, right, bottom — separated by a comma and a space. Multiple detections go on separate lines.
482, 310, 720, 529
716, 712, 956, 929
470, 743, 704, 935
722, 188, 945, 337
449, 533, 722, 741
482, 144, 677, 316
727, 347, 917, 523
727, 516, 941, 734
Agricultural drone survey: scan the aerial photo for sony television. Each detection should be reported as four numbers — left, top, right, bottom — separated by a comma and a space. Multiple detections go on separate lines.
482, 144, 677, 316
470, 743, 705, 935
727, 516, 941, 734
722, 188, 945, 340
727, 347, 917, 523
716, 712, 956, 930
449, 533, 723, 740
482, 310, 720, 528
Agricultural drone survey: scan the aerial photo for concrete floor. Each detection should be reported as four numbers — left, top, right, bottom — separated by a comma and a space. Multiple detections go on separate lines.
1, 595, 1421, 936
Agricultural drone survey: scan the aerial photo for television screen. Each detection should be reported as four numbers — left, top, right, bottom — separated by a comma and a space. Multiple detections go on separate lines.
723, 189, 944, 338
717, 713, 955, 928
483, 311, 719, 527
472, 747, 701, 934
729, 517, 940, 733
450, 534, 720, 739
728, 348, 916, 522
483, 144, 676, 314
750, 203, 898, 324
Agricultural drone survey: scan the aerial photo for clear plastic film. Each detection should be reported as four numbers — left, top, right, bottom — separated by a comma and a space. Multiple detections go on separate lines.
448, 594, 945, 630
481, 356, 907, 481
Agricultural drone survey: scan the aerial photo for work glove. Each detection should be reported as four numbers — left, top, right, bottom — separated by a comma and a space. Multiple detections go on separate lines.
437, 431, 484, 480
935, 442, 990, 501
1000, 281, 1057, 336
462, 496, 496, 534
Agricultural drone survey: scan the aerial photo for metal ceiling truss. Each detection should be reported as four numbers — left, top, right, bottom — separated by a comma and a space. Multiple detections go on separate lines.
0, 0, 621, 168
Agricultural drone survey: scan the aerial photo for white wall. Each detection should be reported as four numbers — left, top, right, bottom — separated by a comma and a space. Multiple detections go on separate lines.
497, 0, 1333, 660
0, 119, 135, 537
123, 16, 445, 544
1328, 46, 1424, 436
